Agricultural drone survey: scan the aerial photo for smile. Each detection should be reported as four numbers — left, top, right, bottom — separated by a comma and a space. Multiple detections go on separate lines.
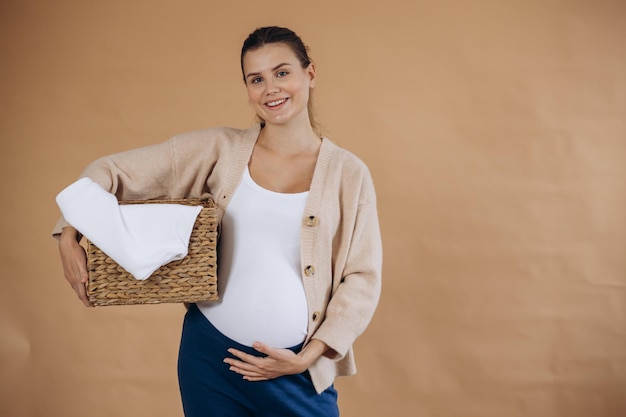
265, 98, 288, 107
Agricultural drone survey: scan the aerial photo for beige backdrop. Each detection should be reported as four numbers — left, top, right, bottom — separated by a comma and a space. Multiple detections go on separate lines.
1, 0, 625, 416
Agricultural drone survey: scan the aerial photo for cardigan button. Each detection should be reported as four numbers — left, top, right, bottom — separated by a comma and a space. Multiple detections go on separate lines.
304, 265, 315, 276
312, 311, 321, 321
305, 215, 318, 227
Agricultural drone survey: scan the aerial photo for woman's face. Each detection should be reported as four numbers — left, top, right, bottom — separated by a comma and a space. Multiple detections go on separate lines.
242, 43, 316, 128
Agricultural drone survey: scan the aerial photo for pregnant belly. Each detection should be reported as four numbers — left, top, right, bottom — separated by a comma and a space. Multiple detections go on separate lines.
197, 273, 309, 348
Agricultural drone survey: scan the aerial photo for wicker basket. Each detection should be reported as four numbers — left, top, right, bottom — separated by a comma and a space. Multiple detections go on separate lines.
86, 199, 218, 306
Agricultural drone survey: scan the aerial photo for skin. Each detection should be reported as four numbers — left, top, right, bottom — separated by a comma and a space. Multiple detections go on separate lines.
59, 228, 91, 307
244, 43, 321, 194
58, 42, 331, 380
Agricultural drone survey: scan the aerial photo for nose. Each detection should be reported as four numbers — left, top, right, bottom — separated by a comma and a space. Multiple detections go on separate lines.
265, 78, 280, 95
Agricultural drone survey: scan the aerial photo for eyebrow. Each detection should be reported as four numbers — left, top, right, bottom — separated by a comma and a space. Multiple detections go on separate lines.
245, 63, 292, 80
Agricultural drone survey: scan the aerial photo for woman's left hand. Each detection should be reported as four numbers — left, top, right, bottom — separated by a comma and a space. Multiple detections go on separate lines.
224, 339, 328, 381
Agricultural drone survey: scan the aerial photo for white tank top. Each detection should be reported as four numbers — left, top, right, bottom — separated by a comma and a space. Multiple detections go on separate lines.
197, 166, 309, 348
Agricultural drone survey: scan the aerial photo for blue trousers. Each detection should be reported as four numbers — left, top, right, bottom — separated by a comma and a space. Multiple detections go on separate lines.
178, 304, 339, 417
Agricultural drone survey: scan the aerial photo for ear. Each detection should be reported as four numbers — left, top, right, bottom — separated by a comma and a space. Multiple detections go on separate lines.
307, 63, 316, 88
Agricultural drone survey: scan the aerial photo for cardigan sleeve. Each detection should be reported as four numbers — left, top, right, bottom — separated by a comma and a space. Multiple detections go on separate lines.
80, 139, 179, 197
51, 125, 258, 237
51, 134, 209, 236
311, 178, 383, 358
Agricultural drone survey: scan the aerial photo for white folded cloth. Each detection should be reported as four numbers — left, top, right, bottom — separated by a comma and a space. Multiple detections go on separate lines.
56, 177, 202, 280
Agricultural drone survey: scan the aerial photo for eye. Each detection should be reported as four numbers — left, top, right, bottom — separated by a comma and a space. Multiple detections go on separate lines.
276, 71, 289, 78
250, 77, 263, 84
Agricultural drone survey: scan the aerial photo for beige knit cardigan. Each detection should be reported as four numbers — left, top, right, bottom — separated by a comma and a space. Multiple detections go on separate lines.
53, 124, 383, 393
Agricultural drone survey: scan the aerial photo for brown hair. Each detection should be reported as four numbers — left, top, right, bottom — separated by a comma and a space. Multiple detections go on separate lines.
241, 26, 321, 136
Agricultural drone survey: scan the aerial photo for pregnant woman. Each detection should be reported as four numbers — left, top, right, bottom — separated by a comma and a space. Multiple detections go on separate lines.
54, 26, 382, 417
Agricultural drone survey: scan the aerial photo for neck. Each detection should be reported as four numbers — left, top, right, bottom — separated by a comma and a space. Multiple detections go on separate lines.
258, 118, 320, 154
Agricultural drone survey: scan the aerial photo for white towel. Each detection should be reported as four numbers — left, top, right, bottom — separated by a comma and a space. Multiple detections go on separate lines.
56, 177, 203, 280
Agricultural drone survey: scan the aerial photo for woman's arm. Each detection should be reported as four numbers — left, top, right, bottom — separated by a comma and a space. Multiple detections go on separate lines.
53, 127, 237, 305
52, 138, 181, 236
310, 184, 384, 360
53, 138, 183, 306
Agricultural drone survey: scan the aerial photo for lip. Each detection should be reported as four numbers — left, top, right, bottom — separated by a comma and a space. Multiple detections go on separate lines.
264, 97, 288, 109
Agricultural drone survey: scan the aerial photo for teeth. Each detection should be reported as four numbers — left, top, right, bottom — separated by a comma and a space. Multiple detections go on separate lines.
267, 99, 286, 107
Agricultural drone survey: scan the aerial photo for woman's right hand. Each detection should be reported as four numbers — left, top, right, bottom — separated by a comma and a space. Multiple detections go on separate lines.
58, 226, 92, 307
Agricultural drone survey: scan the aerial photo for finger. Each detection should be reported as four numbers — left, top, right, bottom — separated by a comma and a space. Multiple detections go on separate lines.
251, 342, 276, 356
243, 376, 269, 382
74, 248, 89, 284
79, 276, 92, 307
224, 357, 256, 370
68, 273, 90, 307
79, 268, 89, 284
73, 249, 91, 304
62, 253, 86, 287
228, 365, 264, 378
224, 356, 266, 375
252, 343, 296, 365
228, 363, 269, 381
59, 238, 92, 307
254, 343, 297, 361
69, 266, 87, 286
77, 282, 92, 307
227, 348, 265, 366
226, 359, 273, 379
69, 264, 91, 306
